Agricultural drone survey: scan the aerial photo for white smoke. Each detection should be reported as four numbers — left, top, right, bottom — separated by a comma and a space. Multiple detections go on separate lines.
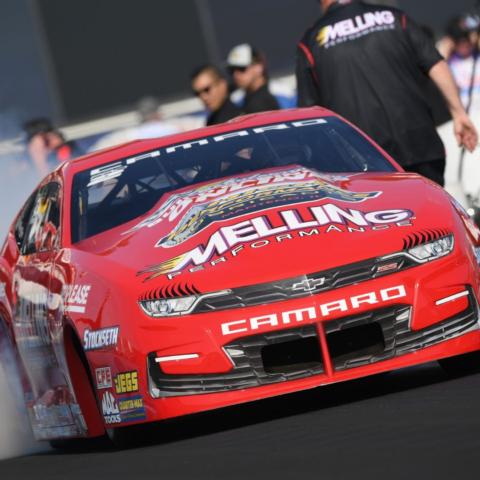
0, 129, 48, 458
0, 361, 47, 459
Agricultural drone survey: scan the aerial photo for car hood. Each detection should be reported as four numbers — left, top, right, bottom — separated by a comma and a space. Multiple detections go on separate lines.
78, 166, 455, 294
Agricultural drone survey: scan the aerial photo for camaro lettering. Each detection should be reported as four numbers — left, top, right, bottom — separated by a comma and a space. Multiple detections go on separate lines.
221, 285, 407, 336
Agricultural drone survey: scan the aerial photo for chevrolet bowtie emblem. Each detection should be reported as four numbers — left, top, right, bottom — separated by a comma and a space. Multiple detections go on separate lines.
291, 278, 326, 292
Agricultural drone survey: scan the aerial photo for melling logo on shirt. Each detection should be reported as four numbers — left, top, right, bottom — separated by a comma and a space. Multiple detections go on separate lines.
317, 10, 396, 48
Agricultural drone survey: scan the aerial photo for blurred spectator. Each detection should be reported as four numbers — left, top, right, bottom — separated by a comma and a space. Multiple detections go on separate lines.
297, 0, 478, 187
191, 65, 241, 126
226, 44, 280, 114
90, 97, 180, 151
131, 96, 179, 138
445, 15, 480, 110
24, 118, 83, 177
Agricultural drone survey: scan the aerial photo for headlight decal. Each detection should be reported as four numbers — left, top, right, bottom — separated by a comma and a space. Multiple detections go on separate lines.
406, 235, 454, 263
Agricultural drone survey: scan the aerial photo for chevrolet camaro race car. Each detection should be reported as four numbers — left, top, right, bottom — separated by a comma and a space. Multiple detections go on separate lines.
1, 107, 480, 443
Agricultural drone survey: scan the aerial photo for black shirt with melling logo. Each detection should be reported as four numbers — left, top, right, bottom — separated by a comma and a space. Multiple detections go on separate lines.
296, 0, 444, 166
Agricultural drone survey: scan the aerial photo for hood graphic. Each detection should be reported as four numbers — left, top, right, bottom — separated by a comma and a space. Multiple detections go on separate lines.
129, 167, 381, 248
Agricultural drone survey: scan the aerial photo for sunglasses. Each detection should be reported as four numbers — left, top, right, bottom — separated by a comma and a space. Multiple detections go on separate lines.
193, 83, 216, 96
228, 65, 249, 74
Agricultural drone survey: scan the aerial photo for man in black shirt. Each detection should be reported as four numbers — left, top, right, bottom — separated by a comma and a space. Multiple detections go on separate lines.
296, 0, 477, 186
227, 44, 280, 114
191, 65, 241, 126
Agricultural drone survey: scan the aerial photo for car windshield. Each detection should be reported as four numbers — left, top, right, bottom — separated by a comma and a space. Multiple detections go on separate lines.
71, 116, 396, 242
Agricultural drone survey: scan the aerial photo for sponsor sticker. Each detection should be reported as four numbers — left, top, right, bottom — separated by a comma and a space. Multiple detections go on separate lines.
139, 205, 414, 280
117, 395, 146, 423
84, 327, 119, 351
128, 166, 381, 248
114, 371, 139, 394
64, 284, 91, 314
95, 367, 113, 389
317, 10, 396, 48
0, 282, 6, 299
101, 391, 121, 424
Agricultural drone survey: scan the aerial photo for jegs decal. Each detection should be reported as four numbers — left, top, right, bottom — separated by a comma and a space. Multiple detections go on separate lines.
114, 371, 139, 394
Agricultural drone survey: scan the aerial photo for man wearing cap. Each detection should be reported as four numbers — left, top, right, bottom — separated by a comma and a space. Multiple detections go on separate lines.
296, 0, 478, 186
191, 64, 242, 126
227, 44, 280, 114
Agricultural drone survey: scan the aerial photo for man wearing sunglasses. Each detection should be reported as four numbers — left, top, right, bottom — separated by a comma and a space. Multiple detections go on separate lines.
191, 64, 241, 126
226, 44, 280, 114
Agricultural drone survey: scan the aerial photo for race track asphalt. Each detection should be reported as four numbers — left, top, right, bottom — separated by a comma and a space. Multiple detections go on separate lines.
0, 363, 479, 480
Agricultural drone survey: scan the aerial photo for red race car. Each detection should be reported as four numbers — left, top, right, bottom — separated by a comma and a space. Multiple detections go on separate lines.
1, 107, 480, 443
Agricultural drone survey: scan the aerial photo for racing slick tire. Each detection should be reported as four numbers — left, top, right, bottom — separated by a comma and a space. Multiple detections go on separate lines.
438, 351, 480, 376
51, 326, 106, 449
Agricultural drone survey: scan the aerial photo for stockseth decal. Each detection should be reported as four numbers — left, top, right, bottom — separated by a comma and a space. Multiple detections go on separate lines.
221, 285, 407, 336
317, 10, 396, 48
114, 371, 139, 394
117, 395, 146, 423
128, 166, 381, 248
139, 204, 414, 280
64, 284, 91, 314
95, 367, 113, 390
84, 327, 119, 351
102, 391, 121, 425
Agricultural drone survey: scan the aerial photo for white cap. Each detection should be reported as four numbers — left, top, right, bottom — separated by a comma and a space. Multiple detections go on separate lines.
227, 44, 256, 68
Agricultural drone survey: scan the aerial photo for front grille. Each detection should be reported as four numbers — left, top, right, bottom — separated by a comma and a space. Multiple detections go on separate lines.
194, 255, 416, 313
148, 294, 478, 397
148, 326, 323, 397
325, 295, 478, 370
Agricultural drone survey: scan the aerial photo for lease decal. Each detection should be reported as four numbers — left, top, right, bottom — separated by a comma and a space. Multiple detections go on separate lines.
64, 284, 91, 314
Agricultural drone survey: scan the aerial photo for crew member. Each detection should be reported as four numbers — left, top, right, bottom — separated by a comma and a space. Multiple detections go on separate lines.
296, 0, 478, 186
227, 44, 280, 114
191, 64, 241, 126
24, 118, 83, 177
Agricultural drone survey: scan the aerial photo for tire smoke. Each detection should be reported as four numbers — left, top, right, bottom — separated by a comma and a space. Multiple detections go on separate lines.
0, 362, 47, 459
0, 143, 47, 459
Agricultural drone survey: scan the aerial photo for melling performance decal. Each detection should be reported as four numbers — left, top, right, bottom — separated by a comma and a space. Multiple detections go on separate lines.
128, 167, 381, 248
139, 203, 414, 281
